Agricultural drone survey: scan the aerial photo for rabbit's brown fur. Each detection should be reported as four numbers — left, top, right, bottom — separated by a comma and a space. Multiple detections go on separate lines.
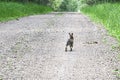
65, 33, 74, 52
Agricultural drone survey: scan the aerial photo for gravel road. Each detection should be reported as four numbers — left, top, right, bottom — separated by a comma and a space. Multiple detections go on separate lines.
0, 12, 120, 80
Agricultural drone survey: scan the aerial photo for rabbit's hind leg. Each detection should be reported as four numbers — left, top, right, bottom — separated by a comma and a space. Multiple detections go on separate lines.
70, 46, 72, 51
65, 41, 69, 52
70, 44, 73, 51
65, 46, 67, 52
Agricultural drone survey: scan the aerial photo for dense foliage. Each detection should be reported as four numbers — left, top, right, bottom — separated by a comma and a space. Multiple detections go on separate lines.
81, 3, 120, 42
48, 0, 63, 11
81, 0, 120, 5
0, 2, 52, 21
0, 0, 49, 5
0, 0, 120, 11
59, 0, 80, 11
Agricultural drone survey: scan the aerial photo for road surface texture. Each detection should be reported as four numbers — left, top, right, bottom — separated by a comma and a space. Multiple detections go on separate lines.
0, 12, 120, 80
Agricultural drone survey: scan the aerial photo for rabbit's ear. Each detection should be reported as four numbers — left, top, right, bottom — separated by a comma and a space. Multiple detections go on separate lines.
69, 33, 71, 35
71, 33, 73, 35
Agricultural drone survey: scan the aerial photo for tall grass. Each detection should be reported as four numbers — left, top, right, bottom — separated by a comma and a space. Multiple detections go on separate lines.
0, 2, 52, 21
81, 3, 120, 42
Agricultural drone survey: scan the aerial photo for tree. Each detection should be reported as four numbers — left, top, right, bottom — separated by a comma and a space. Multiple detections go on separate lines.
49, 0, 63, 11
59, 0, 80, 11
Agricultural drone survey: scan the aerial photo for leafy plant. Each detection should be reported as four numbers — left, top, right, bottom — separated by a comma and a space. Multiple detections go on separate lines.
0, 2, 52, 22
81, 3, 120, 42
48, 0, 63, 11
59, 0, 80, 11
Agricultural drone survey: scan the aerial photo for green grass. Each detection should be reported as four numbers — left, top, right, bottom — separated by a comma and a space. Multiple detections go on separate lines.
0, 2, 52, 22
81, 3, 120, 42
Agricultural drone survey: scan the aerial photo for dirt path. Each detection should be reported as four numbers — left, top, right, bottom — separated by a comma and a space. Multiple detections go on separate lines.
0, 12, 120, 80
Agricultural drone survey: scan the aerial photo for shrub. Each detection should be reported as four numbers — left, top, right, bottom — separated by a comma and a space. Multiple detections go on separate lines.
59, 0, 80, 11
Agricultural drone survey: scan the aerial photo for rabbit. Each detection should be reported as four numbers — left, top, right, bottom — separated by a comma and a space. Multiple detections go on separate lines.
65, 33, 74, 52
